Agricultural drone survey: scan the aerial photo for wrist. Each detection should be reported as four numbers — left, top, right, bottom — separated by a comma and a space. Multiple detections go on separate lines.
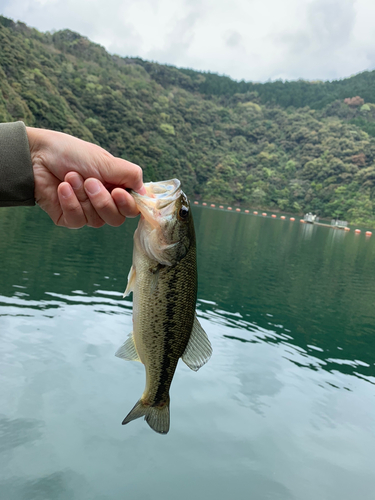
26, 127, 47, 157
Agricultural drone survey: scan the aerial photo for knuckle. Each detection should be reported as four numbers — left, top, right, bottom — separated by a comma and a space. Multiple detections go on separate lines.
134, 164, 143, 179
94, 196, 113, 212
67, 203, 82, 214
108, 217, 125, 227
88, 220, 105, 228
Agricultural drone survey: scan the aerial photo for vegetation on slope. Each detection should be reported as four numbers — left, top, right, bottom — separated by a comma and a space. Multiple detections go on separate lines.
1, 16, 375, 226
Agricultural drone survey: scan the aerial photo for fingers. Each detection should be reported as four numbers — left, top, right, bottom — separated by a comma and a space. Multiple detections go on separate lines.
102, 157, 146, 195
65, 172, 104, 228
84, 178, 127, 227
111, 188, 140, 218
64, 172, 138, 227
57, 182, 87, 229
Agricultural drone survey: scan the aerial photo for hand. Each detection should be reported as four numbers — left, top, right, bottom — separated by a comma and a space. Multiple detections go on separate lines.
26, 127, 146, 228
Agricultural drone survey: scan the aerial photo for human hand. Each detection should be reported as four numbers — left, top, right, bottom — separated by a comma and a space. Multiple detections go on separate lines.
26, 127, 146, 228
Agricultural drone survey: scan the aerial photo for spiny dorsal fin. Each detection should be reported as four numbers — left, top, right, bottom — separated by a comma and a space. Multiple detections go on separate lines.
123, 265, 136, 298
115, 333, 141, 362
182, 315, 212, 371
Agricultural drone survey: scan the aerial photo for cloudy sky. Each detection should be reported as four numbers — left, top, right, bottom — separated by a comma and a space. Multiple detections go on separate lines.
1, 0, 375, 82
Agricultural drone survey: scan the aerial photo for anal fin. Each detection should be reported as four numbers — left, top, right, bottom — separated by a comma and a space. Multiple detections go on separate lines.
182, 315, 212, 371
115, 333, 141, 362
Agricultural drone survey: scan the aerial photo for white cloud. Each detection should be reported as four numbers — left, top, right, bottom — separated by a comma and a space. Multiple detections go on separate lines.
1, 0, 375, 82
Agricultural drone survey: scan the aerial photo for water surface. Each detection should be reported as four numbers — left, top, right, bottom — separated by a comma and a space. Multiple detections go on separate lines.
1, 206, 375, 500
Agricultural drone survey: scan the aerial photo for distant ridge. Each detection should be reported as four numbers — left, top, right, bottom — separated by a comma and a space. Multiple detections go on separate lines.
137, 61, 375, 110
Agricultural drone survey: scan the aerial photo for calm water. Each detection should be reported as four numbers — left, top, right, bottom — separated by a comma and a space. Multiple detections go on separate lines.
1, 206, 375, 500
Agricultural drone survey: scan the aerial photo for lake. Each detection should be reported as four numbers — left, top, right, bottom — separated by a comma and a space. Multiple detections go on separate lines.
1, 205, 375, 500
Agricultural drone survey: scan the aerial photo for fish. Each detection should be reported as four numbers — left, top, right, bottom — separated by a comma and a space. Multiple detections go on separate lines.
115, 178, 212, 434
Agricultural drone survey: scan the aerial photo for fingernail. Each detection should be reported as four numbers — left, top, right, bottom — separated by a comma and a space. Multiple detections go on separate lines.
60, 184, 72, 199
85, 179, 101, 195
70, 175, 82, 190
137, 185, 147, 196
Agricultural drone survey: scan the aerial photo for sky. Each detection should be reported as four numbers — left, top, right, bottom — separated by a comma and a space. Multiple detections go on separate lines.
1, 0, 375, 83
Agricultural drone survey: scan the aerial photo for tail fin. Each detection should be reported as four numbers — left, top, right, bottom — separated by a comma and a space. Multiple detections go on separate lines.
122, 399, 170, 434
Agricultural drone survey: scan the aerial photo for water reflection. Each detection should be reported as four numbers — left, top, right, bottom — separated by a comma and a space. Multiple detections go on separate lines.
0, 470, 89, 500
1, 207, 375, 499
0, 416, 43, 452
194, 208, 375, 381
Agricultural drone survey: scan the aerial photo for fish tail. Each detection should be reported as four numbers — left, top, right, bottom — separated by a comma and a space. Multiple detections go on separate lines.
122, 399, 170, 435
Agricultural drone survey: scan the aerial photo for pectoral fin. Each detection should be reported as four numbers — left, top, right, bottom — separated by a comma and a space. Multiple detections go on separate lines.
123, 265, 136, 297
115, 333, 141, 362
182, 316, 212, 371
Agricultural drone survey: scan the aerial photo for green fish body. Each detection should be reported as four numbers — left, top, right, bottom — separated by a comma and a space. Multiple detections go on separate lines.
116, 179, 212, 434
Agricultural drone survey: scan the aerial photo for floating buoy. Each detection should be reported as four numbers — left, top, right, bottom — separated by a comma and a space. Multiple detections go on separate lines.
236, 208, 241, 212
281, 216, 286, 220
210, 204, 215, 207
262, 212, 267, 216
219, 205, 224, 209
227, 207, 232, 210
355, 229, 361, 234
271, 214, 276, 218
245, 210, 249, 213
290, 217, 295, 221
194, 201, 199, 205
253, 211, 258, 215
344, 227, 350, 231
202, 202, 207, 206
366, 231, 372, 236
300, 219, 305, 223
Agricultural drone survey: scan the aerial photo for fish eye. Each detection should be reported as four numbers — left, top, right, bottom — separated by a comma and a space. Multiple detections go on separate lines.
179, 206, 189, 219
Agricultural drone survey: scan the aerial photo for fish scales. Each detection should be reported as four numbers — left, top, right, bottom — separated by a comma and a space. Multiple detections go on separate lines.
135, 246, 196, 405
115, 179, 212, 434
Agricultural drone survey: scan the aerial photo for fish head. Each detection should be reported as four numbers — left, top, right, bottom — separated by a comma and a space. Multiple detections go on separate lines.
131, 179, 195, 266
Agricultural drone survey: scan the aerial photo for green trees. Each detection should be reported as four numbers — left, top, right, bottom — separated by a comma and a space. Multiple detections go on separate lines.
1, 15, 375, 226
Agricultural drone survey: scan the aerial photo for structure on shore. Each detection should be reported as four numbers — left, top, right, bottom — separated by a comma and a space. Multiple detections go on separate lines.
331, 219, 348, 230
304, 213, 318, 224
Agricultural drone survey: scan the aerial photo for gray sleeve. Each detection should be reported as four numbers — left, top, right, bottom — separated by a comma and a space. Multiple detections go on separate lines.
0, 121, 35, 207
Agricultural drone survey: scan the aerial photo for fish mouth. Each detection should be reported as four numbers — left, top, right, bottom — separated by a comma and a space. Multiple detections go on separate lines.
131, 179, 182, 228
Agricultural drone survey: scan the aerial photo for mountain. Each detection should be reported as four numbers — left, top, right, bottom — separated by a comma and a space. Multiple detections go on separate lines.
1, 15, 375, 226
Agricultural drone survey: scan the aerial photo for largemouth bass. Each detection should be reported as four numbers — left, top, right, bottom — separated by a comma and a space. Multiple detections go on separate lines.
116, 179, 212, 434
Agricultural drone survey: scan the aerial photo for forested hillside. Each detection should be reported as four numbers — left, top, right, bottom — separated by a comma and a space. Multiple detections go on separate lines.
1, 15, 375, 226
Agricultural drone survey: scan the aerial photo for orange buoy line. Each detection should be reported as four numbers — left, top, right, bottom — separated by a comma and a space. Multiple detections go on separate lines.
194, 203, 367, 231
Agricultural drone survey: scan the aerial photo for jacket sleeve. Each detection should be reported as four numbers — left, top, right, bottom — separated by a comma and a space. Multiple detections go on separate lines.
0, 121, 35, 207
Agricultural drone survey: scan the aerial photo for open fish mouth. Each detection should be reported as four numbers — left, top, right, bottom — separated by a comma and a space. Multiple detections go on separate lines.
144, 179, 181, 201
131, 179, 183, 228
